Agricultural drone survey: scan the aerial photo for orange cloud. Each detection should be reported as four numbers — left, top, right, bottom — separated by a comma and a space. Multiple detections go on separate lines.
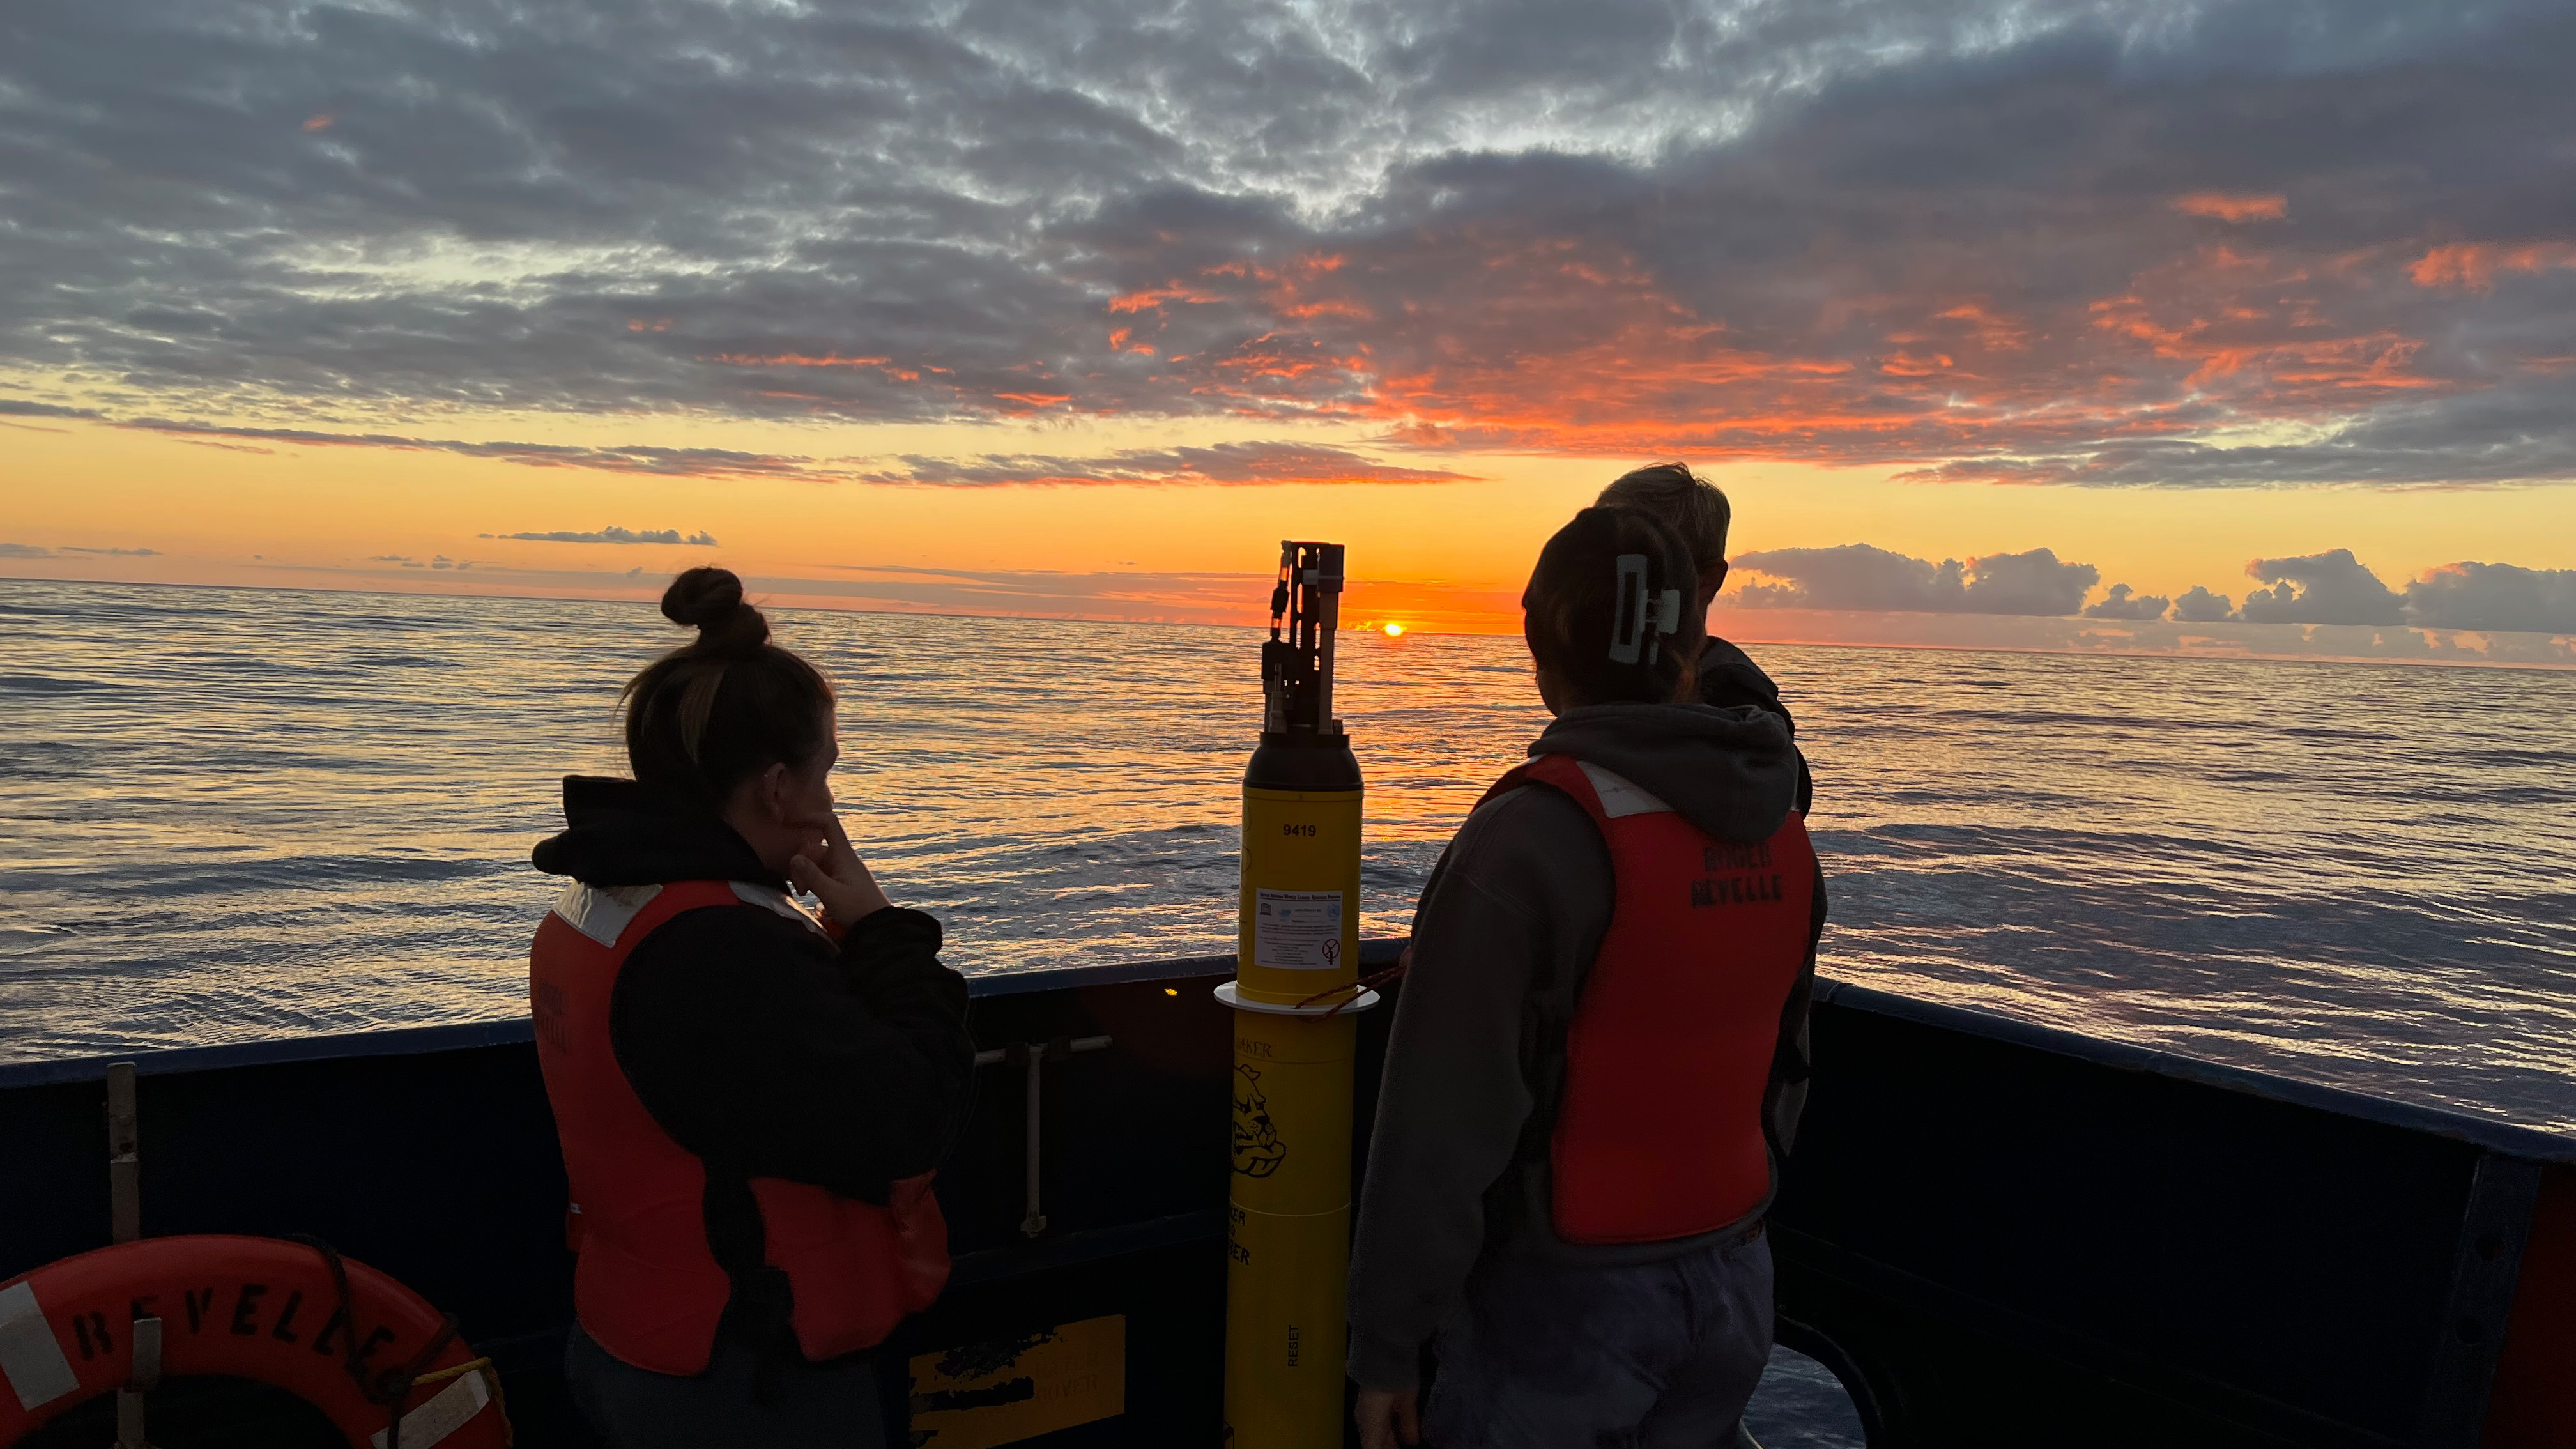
621, 211, 2549, 472
1108, 284, 1226, 313
1097, 224, 2449, 461
2085, 246, 2446, 409
301, 114, 334, 132
1933, 302, 2032, 352
2173, 192, 2288, 222
2407, 242, 2576, 292
1261, 227, 2460, 457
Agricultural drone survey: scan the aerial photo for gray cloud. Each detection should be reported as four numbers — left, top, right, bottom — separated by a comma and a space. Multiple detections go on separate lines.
120, 420, 827, 480
2402, 562, 2576, 634
1889, 381, 2576, 489
2238, 549, 2405, 625
1731, 544, 2099, 615
2171, 585, 2237, 623
2083, 584, 2172, 620
484, 527, 717, 546
0, 542, 161, 558
16, 410, 1458, 489
2, 0, 2573, 487
854, 443, 1475, 487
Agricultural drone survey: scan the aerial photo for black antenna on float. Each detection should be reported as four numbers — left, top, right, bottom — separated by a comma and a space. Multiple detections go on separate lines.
1262, 541, 1345, 739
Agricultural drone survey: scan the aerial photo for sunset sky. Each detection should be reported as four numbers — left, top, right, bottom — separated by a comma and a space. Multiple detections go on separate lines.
4, 0, 2573, 662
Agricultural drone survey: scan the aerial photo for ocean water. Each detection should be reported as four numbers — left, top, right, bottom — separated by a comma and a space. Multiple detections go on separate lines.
6, 578, 2576, 1137
8, 577, 2573, 1443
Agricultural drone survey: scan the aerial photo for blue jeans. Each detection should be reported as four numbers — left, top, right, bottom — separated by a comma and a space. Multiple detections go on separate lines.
1425, 1228, 1774, 1448
565, 1323, 886, 1449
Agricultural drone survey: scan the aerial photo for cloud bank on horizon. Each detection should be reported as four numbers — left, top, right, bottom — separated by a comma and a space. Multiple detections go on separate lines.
1729, 545, 2576, 635
2, 0, 2574, 494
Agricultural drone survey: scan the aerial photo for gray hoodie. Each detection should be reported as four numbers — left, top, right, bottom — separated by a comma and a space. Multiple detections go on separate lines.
1345, 702, 1828, 1392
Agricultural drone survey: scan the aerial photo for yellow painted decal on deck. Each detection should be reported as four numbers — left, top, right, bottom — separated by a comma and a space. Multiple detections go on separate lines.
908, 1315, 1125, 1449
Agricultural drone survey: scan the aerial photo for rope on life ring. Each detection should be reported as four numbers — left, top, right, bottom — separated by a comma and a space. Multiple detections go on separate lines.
0, 1235, 512, 1449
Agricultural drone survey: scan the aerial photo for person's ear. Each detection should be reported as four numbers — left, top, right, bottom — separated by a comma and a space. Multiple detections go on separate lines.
1696, 560, 1728, 610
760, 760, 793, 821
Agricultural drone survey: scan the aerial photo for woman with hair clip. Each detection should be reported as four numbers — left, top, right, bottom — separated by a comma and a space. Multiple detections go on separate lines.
527, 567, 976, 1448
1347, 509, 1828, 1449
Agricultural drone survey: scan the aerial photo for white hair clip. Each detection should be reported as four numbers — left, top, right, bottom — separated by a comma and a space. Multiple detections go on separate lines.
1611, 558, 1686, 667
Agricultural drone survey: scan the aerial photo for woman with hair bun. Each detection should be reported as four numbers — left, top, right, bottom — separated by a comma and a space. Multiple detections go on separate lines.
528, 567, 974, 1447
1347, 509, 1829, 1448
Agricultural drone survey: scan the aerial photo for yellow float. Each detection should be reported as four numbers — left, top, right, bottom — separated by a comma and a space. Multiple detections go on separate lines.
1220, 541, 1377, 1449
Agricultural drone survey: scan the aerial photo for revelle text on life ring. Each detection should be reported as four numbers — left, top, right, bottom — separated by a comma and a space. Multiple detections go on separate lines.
0, 1234, 507, 1448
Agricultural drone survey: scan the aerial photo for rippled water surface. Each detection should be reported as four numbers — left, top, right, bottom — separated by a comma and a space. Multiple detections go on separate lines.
5, 579, 2573, 1137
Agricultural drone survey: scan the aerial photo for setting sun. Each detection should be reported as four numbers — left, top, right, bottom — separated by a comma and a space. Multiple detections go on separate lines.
1383, 622, 1407, 637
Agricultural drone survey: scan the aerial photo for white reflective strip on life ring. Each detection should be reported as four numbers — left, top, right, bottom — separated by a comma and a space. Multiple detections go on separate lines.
0, 1280, 79, 1412
367, 1367, 491, 1449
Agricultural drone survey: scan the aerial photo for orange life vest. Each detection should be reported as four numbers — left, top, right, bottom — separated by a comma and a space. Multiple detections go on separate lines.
528, 879, 948, 1375
1482, 752, 1816, 1245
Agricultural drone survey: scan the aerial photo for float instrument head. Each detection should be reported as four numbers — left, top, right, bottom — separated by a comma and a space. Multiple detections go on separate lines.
1239, 539, 1361, 1002
1262, 541, 1345, 740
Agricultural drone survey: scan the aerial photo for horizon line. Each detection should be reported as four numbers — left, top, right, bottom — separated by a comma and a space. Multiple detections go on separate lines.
4, 571, 2570, 676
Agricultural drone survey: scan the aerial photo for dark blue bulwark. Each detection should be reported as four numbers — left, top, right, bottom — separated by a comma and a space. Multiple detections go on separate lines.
1, 944, 2568, 1448
1768, 982, 2575, 1449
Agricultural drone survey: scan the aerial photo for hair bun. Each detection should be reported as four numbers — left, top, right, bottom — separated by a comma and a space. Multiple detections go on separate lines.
660, 567, 769, 655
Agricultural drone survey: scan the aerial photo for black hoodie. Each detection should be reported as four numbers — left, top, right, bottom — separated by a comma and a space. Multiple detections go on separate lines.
532, 777, 976, 1347
1346, 703, 1828, 1392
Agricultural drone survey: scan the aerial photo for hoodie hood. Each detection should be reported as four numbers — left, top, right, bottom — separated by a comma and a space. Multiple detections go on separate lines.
1698, 636, 1794, 735
1529, 702, 1798, 842
530, 775, 780, 888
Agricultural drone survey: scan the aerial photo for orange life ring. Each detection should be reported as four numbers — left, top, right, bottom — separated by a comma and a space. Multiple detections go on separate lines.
0, 1234, 509, 1448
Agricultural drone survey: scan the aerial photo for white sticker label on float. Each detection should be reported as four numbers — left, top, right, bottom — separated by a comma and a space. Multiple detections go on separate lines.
1254, 890, 1345, 970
